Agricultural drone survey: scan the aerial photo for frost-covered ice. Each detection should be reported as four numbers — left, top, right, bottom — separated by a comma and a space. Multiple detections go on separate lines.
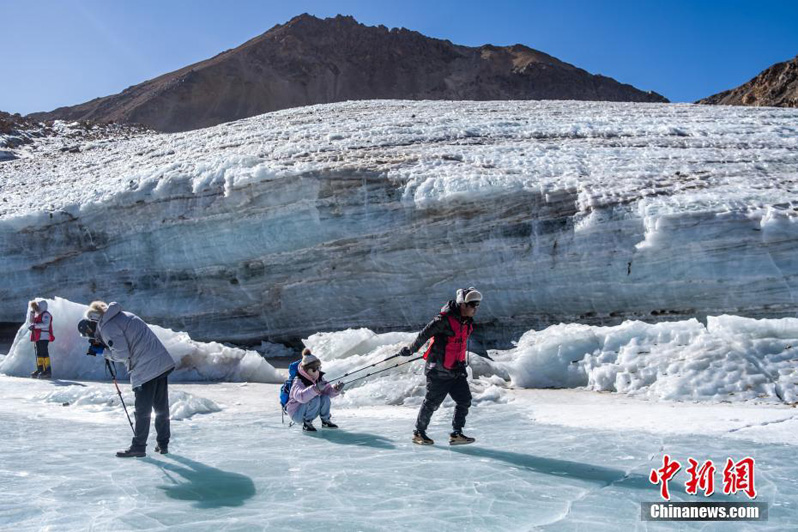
2, 102, 795, 218
0, 297, 282, 384
1, 101, 796, 343
504, 315, 798, 403
301, 316, 798, 406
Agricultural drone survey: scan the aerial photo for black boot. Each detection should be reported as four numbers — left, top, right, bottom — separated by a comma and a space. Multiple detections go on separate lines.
449, 431, 475, 445
321, 420, 339, 429
302, 421, 317, 432
412, 430, 434, 445
30, 369, 42, 378
154, 444, 168, 454
116, 448, 146, 458
39, 369, 52, 379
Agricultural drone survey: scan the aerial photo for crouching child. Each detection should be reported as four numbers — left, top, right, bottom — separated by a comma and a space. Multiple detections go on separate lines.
285, 349, 344, 431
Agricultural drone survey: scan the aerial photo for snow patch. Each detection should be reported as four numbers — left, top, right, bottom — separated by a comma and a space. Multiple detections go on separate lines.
37, 386, 220, 420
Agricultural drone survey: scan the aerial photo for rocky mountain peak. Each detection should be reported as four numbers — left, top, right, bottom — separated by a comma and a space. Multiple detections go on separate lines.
29, 15, 667, 132
698, 54, 798, 107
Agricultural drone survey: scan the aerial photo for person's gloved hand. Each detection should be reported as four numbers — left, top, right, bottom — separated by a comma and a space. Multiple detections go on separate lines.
86, 343, 105, 357
399, 347, 412, 357
314, 382, 327, 394
333, 382, 345, 392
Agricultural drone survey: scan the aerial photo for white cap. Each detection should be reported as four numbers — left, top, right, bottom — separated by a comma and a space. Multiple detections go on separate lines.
456, 287, 482, 305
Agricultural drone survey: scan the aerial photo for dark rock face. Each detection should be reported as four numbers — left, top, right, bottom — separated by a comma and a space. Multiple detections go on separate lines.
698, 55, 798, 108
0, 111, 38, 160
0, 111, 36, 135
28, 14, 667, 132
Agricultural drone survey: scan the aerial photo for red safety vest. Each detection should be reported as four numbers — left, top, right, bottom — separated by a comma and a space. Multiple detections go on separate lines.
30, 311, 55, 342
424, 315, 473, 370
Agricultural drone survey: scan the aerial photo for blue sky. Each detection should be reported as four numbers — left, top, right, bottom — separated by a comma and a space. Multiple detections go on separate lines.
1, 0, 796, 114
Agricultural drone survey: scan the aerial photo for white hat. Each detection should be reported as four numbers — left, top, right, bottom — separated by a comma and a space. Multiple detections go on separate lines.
456, 287, 482, 305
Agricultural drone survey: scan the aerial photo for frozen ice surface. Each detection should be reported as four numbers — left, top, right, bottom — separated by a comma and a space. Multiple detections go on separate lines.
0, 377, 795, 531
3, 323, 797, 529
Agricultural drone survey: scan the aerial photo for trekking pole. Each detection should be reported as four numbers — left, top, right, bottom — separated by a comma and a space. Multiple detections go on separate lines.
340, 355, 424, 387
327, 353, 402, 381
105, 358, 135, 435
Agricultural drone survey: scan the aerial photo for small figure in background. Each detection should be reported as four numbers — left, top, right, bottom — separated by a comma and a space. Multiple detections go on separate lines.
28, 299, 54, 379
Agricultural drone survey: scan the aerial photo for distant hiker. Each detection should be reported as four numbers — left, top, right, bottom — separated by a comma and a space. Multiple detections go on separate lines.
28, 299, 54, 379
82, 301, 176, 458
399, 287, 487, 446
285, 348, 344, 432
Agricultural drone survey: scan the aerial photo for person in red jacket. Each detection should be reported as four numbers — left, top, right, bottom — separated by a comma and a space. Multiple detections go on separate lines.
28, 299, 54, 379
398, 287, 485, 446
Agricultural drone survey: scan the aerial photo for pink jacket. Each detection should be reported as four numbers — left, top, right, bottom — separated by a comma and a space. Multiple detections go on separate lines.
285, 367, 341, 418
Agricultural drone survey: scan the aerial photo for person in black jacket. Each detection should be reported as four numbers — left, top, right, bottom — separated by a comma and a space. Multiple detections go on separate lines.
399, 287, 484, 445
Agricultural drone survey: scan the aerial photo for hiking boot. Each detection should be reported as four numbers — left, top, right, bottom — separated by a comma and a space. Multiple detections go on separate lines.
302, 421, 317, 432
154, 444, 168, 455
116, 448, 146, 458
39, 369, 52, 379
321, 420, 339, 429
449, 431, 476, 445
30, 369, 41, 378
412, 430, 434, 445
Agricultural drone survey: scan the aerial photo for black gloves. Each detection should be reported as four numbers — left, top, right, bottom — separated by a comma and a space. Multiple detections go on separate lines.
399, 347, 413, 357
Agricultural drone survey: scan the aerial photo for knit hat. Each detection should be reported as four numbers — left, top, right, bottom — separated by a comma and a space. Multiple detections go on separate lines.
301, 352, 321, 369
456, 287, 482, 305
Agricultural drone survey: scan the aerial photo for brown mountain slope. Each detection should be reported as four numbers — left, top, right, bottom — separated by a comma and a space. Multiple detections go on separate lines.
698, 55, 798, 107
30, 14, 668, 132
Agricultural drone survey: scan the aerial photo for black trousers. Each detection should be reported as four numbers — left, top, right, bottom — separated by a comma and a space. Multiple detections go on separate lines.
415, 373, 472, 433
131, 370, 171, 451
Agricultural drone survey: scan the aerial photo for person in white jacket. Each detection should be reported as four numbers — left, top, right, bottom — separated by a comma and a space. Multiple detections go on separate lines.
28, 299, 54, 379
85, 301, 176, 458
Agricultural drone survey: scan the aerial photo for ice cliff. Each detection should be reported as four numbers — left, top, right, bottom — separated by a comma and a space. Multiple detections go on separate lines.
1, 100, 796, 344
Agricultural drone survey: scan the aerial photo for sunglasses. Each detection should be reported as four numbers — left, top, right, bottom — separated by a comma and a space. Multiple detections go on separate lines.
466, 301, 480, 308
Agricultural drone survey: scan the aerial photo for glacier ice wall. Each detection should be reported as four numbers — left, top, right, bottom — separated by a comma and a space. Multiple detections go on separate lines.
1, 100, 797, 344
